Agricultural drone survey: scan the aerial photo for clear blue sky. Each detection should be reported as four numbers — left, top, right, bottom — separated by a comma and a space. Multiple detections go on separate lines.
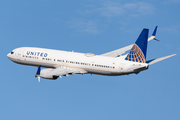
1, 0, 180, 120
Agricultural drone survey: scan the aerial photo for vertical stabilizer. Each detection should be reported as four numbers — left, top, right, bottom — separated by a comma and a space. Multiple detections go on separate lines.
125, 28, 149, 63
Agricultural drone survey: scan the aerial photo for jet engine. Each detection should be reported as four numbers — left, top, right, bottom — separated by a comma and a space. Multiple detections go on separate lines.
40, 68, 58, 80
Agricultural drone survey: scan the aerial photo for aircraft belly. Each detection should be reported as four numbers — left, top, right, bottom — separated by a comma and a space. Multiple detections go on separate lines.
86, 69, 122, 76
10, 58, 55, 68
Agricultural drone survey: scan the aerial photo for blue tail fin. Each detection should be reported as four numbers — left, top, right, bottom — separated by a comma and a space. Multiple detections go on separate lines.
125, 28, 149, 63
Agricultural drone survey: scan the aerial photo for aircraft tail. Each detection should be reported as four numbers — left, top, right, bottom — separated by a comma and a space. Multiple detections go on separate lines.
125, 28, 149, 63
146, 54, 176, 65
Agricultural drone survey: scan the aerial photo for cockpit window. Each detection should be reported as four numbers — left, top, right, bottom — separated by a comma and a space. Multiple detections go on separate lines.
11, 52, 14, 54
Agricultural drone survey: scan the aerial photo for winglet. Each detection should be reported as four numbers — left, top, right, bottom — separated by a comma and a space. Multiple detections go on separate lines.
152, 26, 158, 36
148, 26, 158, 41
35, 65, 41, 82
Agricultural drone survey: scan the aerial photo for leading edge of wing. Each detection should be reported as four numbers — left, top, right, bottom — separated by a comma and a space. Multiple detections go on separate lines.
100, 44, 133, 57
100, 26, 158, 57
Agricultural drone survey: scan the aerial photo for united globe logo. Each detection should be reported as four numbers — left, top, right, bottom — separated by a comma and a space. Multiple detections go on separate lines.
125, 44, 145, 63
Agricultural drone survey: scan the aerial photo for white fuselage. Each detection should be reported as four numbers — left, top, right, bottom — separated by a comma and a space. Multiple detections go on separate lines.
7, 47, 149, 76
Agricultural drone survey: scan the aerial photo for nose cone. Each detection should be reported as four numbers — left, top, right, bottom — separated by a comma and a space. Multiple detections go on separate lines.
7, 53, 11, 59
7, 52, 14, 60
7, 49, 17, 61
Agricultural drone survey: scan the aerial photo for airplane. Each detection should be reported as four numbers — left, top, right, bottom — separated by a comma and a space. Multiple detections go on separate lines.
7, 26, 176, 82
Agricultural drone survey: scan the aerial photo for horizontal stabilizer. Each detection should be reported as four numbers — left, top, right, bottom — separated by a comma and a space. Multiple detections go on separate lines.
146, 54, 176, 65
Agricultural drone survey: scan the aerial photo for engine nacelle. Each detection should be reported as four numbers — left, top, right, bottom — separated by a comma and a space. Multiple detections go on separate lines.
40, 68, 58, 80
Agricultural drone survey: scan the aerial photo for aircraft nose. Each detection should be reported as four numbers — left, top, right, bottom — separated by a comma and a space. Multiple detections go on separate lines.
7, 53, 10, 59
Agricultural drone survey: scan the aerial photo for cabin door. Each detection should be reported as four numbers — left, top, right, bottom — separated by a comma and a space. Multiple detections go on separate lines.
119, 63, 125, 72
16, 49, 24, 60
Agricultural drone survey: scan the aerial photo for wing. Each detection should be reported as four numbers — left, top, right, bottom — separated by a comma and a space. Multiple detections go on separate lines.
100, 44, 133, 57
146, 54, 176, 65
36, 66, 87, 81
42, 66, 87, 77
100, 26, 158, 57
